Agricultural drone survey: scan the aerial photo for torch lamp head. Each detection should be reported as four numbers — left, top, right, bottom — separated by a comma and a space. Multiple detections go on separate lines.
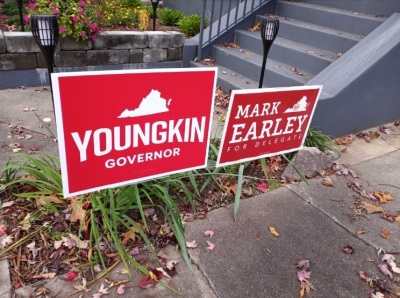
31, 14, 59, 48
261, 18, 279, 42
151, 0, 160, 8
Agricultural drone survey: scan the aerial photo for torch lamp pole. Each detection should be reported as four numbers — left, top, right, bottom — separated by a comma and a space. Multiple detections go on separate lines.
31, 14, 59, 111
16, 0, 24, 31
259, 18, 279, 88
151, 0, 160, 31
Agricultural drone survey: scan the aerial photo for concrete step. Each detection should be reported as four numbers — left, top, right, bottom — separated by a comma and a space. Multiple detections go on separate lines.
235, 30, 336, 75
276, 1, 385, 36
256, 15, 363, 54
298, 0, 400, 16
190, 61, 259, 92
212, 45, 313, 88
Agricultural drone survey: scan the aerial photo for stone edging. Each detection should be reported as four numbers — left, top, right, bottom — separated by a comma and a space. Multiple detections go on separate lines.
0, 30, 185, 71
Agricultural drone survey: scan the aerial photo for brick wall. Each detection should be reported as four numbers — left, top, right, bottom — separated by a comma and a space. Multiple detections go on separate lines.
0, 31, 185, 71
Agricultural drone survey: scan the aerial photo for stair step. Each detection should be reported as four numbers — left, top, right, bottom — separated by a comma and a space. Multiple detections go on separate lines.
235, 30, 336, 75
297, 0, 400, 16
276, 1, 385, 36
212, 45, 313, 88
256, 15, 363, 54
190, 61, 259, 92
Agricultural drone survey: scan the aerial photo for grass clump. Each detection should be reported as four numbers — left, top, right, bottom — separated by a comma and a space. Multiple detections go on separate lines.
159, 7, 184, 26
177, 14, 204, 36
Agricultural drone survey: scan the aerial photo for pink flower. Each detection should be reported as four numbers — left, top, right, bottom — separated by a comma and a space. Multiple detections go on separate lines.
23, 14, 29, 23
91, 35, 96, 41
90, 0, 95, 2
60, 27, 66, 33
89, 23, 97, 31
28, 3, 36, 9
80, 1, 86, 7
97, 12, 102, 18
81, 31, 87, 37
83, 19, 89, 24
78, 11, 84, 16
52, 8, 59, 15
72, 17, 79, 23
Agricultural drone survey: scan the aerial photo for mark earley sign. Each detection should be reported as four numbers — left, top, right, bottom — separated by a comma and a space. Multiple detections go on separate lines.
52, 68, 217, 197
216, 86, 322, 167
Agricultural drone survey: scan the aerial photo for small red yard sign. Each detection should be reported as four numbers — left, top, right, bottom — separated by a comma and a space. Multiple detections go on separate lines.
52, 68, 217, 197
217, 86, 322, 167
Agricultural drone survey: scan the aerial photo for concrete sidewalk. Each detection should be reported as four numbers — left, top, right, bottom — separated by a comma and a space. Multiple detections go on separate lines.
1, 87, 400, 297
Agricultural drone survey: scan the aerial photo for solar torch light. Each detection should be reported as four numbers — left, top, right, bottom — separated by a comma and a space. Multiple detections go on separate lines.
259, 18, 279, 88
16, 0, 24, 31
31, 14, 59, 101
151, 0, 160, 31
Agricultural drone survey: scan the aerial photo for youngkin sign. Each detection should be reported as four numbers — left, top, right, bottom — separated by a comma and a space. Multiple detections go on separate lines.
52, 68, 217, 197
217, 86, 322, 167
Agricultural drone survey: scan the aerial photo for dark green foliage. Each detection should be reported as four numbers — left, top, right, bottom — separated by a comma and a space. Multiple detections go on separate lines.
119, 0, 143, 8
159, 7, 184, 26
177, 14, 204, 36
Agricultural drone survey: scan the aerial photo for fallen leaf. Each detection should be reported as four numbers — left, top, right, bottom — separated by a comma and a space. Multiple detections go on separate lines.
381, 213, 395, 222
166, 260, 178, 270
155, 267, 171, 278
296, 260, 310, 271
69, 234, 89, 249
204, 230, 214, 237
356, 230, 366, 235
247, 22, 261, 32
257, 180, 268, 192
65, 270, 79, 281
359, 271, 368, 280
221, 182, 237, 195
321, 176, 334, 187
388, 260, 400, 274
361, 201, 384, 214
69, 198, 86, 223
1, 235, 13, 247
380, 229, 390, 240
297, 270, 311, 282
268, 227, 279, 237
373, 192, 395, 203
378, 263, 393, 279
382, 254, 395, 263
129, 247, 140, 256
206, 240, 216, 251
1, 201, 14, 208
186, 240, 197, 248
42, 118, 52, 123
0, 224, 7, 236
138, 275, 156, 289
116, 284, 125, 295
41, 272, 56, 279
342, 245, 354, 254
299, 281, 315, 298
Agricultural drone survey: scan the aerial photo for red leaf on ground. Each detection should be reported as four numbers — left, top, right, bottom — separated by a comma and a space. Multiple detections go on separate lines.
138, 275, 156, 289
297, 270, 311, 283
257, 180, 268, 192
65, 270, 79, 281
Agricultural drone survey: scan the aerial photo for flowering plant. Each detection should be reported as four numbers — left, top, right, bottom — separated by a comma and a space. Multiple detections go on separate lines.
25, 0, 102, 41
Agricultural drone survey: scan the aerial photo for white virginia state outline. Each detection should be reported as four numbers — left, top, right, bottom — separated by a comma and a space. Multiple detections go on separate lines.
284, 95, 309, 113
118, 89, 172, 118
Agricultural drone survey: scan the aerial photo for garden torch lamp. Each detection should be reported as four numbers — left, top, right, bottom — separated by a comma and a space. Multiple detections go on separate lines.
151, 0, 160, 31
16, 0, 24, 31
31, 14, 59, 108
259, 18, 279, 88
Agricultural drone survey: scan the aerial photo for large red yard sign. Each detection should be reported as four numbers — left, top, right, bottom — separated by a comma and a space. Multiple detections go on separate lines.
217, 86, 322, 167
52, 68, 217, 197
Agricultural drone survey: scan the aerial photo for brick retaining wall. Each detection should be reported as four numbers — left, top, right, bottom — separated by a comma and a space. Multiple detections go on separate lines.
0, 31, 185, 71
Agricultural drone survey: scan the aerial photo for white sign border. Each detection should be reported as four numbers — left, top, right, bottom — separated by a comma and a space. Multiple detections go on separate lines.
216, 85, 323, 168
51, 67, 218, 198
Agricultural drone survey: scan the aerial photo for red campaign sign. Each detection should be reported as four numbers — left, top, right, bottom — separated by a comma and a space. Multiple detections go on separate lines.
217, 86, 322, 167
52, 68, 217, 197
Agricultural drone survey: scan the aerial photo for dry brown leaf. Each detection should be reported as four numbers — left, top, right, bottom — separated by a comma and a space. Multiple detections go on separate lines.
268, 227, 279, 237
356, 230, 366, 235
381, 229, 390, 240
248, 22, 261, 32
35, 193, 66, 206
121, 225, 142, 247
395, 214, 400, 222
361, 201, 384, 214
221, 182, 237, 195
373, 192, 395, 203
69, 197, 86, 223
321, 177, 334, 187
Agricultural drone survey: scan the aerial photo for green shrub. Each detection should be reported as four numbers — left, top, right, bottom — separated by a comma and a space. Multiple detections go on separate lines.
119, 0, 143, 7
159, 8, 184, 26
177, 14, 203, 36
2, 2, 21, 16
100, 0, 140, 27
